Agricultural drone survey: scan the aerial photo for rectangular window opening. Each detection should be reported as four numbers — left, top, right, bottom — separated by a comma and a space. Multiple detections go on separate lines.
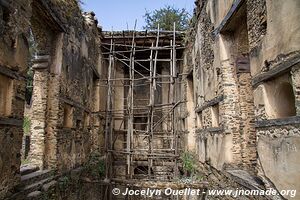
211, 104, 220, 127
197, 112, 203, 129
63, 104, 73, 128
0, 74, 13, 116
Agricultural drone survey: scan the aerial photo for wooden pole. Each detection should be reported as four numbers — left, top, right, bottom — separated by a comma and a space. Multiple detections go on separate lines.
172, 22, 178, 177
104, 35, 115, 200
147, 42, 154, 179
126, 20, 137, 178
105, 38, 113, 181
153, 24, 160, 90
102, 22, 182, 186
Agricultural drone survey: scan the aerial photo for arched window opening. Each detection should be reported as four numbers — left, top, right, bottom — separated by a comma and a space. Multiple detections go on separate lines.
274, 82, 296, 118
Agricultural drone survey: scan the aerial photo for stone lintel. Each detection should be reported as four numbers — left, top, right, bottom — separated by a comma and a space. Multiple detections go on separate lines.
252, 54, 300, 87
0, 117, 23, 126
212, 0, 245, 36
177, 130, 189, 135
0, 64, 21, 80
32, 55, 50, 70
32, 55, 50, 63
196, 127, 224, 134
32, 63, 49, 70
60, 96, 91, 113
256, 116, 300, 128
195, 95, 224, 113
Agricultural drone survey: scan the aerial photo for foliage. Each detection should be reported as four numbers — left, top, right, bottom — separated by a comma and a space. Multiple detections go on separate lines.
77, 0, 84, 6
21, 158, 31, 165
83, 152, 106, 179
180, 151, 197, 176
50, 0, 83, 20
25, 70, 33, 105
97, 159, 106, 177
58, 176, 70, 191
23, 116, 31, 136
25, 29, 36, 105
143, 6, 190, 31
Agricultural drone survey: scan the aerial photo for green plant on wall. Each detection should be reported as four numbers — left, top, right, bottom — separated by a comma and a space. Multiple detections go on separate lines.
181, 151, 197, 177
97, 159, 105, 177
83, 152, 106, 179
23, 116, 31, 136
21, 158, 31, 165
58, 176, 70, 191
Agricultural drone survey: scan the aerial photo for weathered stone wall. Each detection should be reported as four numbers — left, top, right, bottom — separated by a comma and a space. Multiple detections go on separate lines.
185, 0, 300, 199
249, 0, 300, 77
256, 123, 300, 197
1, 0, 300, 199
0, 0, 31, 197
51, 9, 102, 172
26, 0, 103, 172
248, 0, 300, 198
0, 0, 104, 198
183, 0, 245, 170
246, 0, 267, 51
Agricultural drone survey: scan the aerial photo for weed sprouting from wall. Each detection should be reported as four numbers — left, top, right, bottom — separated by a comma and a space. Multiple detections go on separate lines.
181, 151, 197, 176
83, 152, 106, 179
23, 116, 31, 136
58, 176, 70, 191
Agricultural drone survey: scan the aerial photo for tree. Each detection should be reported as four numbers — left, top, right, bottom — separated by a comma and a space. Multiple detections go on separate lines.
25, 28, 36, 105
143, 6, 190, 31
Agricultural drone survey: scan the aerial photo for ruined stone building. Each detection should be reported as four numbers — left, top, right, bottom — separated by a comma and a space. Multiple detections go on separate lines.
182, 0, 300, 198
0, 0, 299, 199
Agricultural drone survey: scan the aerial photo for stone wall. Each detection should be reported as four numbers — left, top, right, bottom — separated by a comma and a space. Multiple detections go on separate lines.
26, 0, 103, 172
0, 0, 31, 197
184, 0, 300, 199
256, 123, 300, 197
1, 0, 300, 199
248, 0, 300, 198
0, 0, 104, 198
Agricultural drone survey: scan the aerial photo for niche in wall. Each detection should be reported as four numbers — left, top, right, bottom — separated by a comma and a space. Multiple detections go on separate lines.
187, 73, 195, 104
197, 112, 203, 129
265, 79, 296, 119
274, 82, 296, 118
211, 104, 220, 127
0, 74, 13, 116
63, 104, 74, 128
181, 118, 186, 131
84, 112, 90, 128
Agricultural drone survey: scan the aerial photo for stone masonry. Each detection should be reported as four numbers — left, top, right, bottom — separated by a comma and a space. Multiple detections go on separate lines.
0, 0, 104, 198
0, 0, 300, 199
182, 0, 300, 199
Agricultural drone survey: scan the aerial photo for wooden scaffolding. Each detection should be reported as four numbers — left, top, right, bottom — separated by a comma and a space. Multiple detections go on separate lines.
101, 25, 185, 187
